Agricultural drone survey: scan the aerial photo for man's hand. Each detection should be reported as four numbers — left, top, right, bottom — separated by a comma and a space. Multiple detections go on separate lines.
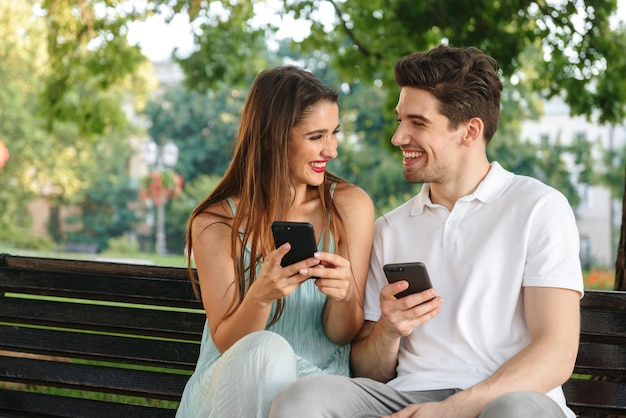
379, 281, 443, 337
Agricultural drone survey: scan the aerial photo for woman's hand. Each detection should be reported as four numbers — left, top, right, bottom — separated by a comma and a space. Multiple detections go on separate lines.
306, 251, 355, 302
248, 243, 321, 304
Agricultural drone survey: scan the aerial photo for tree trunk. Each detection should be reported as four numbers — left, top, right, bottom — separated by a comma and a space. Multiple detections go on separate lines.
614, 170, 626, 290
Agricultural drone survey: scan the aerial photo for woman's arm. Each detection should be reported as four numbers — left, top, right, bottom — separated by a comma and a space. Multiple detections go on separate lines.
193, 204, 316, 353
312, 185, 375, 344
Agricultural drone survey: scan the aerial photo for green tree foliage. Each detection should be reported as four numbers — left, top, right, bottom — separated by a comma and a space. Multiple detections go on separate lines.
0, 0, 155, 249
38, 0, 148, 136
62, 129, 140, 250
144, 0, 624, 125
142, 86, 243, 182
34, 1, 625, 126
0, 0, 53, 247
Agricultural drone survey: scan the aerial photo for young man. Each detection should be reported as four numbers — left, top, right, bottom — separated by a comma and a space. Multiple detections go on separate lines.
270, 45, 584, 418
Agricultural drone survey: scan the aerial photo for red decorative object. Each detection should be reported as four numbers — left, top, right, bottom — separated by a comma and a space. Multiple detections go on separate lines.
0, 140, 8, 168
138, 169, 183, 206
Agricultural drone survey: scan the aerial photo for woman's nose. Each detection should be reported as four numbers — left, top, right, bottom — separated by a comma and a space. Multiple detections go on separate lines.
322, 137, 338, 159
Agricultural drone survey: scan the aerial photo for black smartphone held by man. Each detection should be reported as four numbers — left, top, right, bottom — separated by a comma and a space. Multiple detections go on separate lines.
383, 262, 433, 299
271, 221, 318, 267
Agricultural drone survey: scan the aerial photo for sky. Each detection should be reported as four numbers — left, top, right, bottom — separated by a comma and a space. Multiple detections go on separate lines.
127, 13, 195, 61
127, 2, 626, 62
126, 0, 334, 61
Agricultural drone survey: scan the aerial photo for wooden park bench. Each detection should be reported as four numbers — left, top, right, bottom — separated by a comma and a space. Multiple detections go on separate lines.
1, 253, 625, 417
0, 253, 203, 418
562, 289, 626, 417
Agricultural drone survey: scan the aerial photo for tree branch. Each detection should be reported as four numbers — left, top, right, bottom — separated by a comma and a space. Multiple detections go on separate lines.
327, 0, 380, 59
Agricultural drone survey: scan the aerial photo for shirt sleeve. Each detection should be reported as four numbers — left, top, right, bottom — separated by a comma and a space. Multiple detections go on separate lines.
523, 189, 584, 297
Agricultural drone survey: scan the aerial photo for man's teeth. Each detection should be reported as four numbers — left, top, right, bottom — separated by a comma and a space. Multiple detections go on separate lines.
403, 151, 423, 159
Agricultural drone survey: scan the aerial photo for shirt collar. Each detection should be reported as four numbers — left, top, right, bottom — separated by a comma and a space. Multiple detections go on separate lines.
410, 162, 514, 215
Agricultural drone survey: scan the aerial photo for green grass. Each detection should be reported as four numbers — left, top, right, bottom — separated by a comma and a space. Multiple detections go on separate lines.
0, 244, 188, 267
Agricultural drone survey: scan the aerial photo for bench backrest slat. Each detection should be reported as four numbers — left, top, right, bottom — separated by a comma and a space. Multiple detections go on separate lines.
0, 296, 205, 340
0, 325, 200, 369
0, 268, 202, 309
573, 342, 626, 376
0, 253, 192, 280
562, 379, 626, 416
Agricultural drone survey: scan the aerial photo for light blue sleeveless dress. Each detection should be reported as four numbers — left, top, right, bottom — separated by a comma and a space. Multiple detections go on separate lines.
176, 192, 350, 417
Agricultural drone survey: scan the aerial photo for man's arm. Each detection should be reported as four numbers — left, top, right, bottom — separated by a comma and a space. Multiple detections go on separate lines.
351, 284, 442, 382
394, 286, 580, 418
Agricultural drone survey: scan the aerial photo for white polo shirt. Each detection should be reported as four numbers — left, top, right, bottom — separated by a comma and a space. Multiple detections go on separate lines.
364, 162, 583, 417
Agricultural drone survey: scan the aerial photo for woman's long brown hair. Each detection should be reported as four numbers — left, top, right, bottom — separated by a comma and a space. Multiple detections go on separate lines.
185, 66, 349, 324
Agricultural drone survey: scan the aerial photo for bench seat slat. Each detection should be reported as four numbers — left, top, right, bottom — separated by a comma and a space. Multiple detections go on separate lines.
0, 297, 205, 340
0, 325, 200, 369
0, 269, 201, 309
0, 388, 176, 418
0, 356, 189, 400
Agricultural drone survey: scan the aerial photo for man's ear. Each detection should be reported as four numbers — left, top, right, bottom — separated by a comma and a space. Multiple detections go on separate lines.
462, 117, 484, 147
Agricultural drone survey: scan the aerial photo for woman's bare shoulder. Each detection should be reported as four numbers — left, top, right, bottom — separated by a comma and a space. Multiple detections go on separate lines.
333, 182, 373, 206
191, 199, 234, 233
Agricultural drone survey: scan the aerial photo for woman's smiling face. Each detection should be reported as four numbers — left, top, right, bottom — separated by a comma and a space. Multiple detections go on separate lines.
288, 100, 340, 187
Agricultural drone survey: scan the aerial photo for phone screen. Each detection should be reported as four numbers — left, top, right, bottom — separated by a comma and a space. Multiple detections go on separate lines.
271, 221, 318, 267
383, 262, 433, 299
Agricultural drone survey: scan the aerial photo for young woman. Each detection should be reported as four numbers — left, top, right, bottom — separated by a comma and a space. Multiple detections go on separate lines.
175, 66, 374, 417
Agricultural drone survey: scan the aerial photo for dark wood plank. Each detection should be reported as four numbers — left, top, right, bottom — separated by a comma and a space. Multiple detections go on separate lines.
0, 388, 176, 418
580, 310, 626, 348
0, 253, 191, 281
0, 269, 202, 309
580, 290, 626, 312
564, 379, 626, 416
573, 342, 626, 377
0, 325, 200, 369
0, 356, 189, 400
0, 297, 205, 340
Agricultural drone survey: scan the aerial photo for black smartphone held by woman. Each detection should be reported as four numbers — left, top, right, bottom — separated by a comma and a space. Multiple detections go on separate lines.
383, 262, 433, 299
271, 221, 318, 267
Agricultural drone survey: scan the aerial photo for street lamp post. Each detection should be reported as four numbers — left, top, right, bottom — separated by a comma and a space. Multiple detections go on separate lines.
143, 138, 179, 255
